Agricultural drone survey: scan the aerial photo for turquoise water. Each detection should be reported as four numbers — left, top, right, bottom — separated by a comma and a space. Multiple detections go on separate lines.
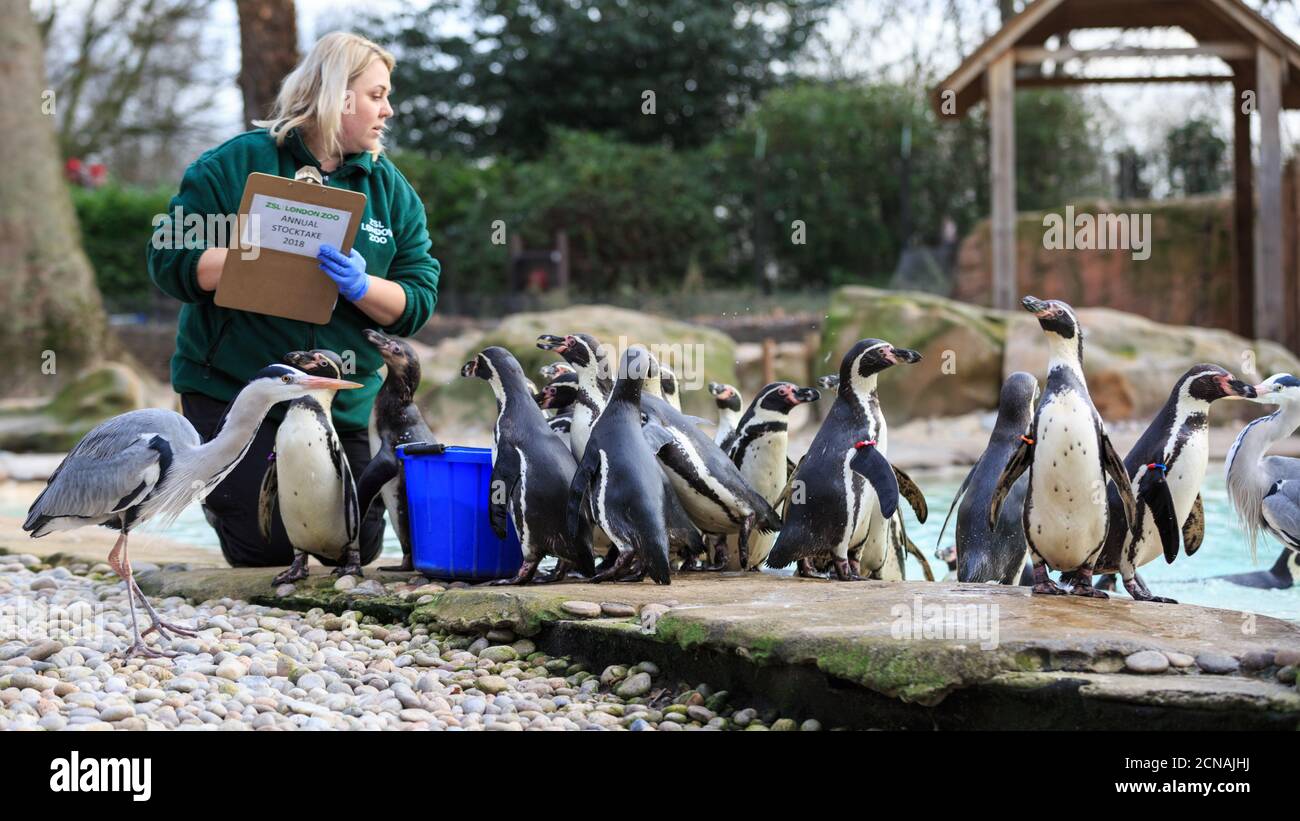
898, 466, 1300, 624
11, 463, 1297, 623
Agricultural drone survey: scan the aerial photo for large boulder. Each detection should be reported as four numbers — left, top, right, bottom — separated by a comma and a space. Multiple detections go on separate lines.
1004, 308, 1300, 422
820, 287, 1007, 421
415, 304, 739, 435
0, 362, 144, 452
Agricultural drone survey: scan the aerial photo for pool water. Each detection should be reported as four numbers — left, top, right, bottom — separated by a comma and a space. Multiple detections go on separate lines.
899, 466, 1300, 624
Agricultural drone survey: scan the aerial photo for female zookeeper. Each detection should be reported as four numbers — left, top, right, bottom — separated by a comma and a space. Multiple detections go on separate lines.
147, 33, 439, 569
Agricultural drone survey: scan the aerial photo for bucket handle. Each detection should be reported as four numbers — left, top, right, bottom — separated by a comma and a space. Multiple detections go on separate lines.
397, 442, 445, 456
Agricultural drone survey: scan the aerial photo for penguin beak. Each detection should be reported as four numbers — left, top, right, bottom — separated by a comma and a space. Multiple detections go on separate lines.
1227, 379, 1257, 399
887, 347, 922, 365
460, 360, 478, 378
537, 334, 568, 353
1021, 295, 1051, 316
299, 376, 362, 390
792, 387, 820, 404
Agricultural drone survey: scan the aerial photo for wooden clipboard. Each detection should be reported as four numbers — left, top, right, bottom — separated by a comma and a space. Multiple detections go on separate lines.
215, 171, 368, 324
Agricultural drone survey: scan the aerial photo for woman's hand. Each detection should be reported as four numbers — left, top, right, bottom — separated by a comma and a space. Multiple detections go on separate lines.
197, 247, 228, 292
318, 244, 369, 301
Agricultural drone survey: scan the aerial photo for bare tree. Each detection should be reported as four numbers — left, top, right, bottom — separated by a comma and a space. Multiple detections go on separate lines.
41, 0, 224, 184
0, 0, 116, 397
236, 0, 299, 129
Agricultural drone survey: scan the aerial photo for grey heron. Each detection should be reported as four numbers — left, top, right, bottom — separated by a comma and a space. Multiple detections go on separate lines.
1225, 373, 1300, 561
22, 364, 361, 658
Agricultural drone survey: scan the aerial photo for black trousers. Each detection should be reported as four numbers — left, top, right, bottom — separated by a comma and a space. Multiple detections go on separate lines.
181, 392, 386, 568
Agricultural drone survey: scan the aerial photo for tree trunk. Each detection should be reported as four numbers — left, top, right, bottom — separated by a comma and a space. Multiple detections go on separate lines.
0, 0, 114, 398
237, 0, 299, 130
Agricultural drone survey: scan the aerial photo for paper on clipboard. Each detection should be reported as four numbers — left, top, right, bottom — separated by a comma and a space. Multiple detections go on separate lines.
215, 171, 367, 325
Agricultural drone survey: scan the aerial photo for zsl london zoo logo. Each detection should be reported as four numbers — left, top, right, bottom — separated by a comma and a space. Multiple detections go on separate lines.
361, 218, 392, 245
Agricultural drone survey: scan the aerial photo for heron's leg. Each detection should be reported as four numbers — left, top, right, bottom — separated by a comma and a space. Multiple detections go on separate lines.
132, 579, 198, 640
108, 530, 167, 659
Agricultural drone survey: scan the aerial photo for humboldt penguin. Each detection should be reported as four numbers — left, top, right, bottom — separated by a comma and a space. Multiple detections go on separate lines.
537, 333, 612, 461
722, 382, 820, 569
1067, 365, 1256, 603
937, 371, 1039, 584
462, 347, 595, 584
535, 370, 579, 437
259, 349, 362, 583
1215, 546, 1299, 589
766, 339, 923, 580
815, 374, 840, 391
357, 329, 439, 572
709, 382, 744, 448
988, 297, 1137, 597
568, 346, 674, 583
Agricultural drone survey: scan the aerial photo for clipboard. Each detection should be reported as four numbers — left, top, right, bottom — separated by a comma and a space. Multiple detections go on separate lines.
215, 171, 368, 324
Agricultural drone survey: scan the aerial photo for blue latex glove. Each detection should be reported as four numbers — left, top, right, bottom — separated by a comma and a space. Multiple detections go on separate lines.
318, 244, 369, 302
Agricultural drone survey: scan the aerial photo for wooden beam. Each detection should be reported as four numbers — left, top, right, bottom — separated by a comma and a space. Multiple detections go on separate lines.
1017, 74, 1233, 87
1255, 47, 1286, 344
1015, 44, 1254, 62
1234, 76, 1256, 339
988, 52, 1017, 312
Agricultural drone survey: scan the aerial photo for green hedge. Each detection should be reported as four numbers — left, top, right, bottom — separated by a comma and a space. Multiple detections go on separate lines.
71, 183, 173, 312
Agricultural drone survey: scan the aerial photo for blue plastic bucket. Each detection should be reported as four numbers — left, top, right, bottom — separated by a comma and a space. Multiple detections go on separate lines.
398, 444, 523, 580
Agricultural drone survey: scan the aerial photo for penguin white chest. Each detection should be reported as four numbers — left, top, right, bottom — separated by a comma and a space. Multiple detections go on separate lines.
737, 434, 789, 503
1133, 430, 1208, 568
276, 409, 349, 556
1028, 391, 1107, 569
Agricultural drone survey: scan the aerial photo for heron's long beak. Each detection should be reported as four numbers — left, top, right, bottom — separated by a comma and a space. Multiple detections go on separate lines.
302, 376, 362, 390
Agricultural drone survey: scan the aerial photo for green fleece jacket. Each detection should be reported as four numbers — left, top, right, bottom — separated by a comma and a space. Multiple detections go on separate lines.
146, 128, 439, 432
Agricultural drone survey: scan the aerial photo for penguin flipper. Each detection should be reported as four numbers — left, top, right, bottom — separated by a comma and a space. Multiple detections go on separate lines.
356, 446, 399, 520
258, 458, 278, 544
848, 445, 900, 519
642, 422, 676, 454
489, 446, 521, 541
892, 465, 928, 523
989, 438, 1033, 530
1182, 493, 1205, 557
340, 448, 360, 547
898, 515, 934, 581
1101, 434, 1138, 529
936, 462, 976, 549
567, 447, 599, 540
1136, 467, 1180, 564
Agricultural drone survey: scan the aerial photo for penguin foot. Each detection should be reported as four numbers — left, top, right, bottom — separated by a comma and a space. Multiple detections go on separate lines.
1123, 576, 1177, 603
332, 548, 364, 579
832, 559, 865, 581
533, 560, 572, 584
484, 559, 540, 586
273, 553, 311, 586
589, 551, 634, 583
795, 558, 824, 579
1031, 582, 1068, 595
677, 555, 701, 571
1068, 584, 1109, 599
615, 555, 646, 582
378, 554, 414, 573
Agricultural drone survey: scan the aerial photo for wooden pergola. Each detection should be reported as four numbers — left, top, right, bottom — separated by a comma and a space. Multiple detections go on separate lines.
934, 0, 1300, 344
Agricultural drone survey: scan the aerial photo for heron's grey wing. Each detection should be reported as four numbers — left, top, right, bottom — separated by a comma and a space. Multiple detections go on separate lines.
25, 410, 200, 529
1261, 454, 1300, 483
1262, 481, 1300, 547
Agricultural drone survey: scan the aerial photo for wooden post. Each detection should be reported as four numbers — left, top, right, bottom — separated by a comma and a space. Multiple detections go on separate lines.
988, 52, 1017, 311
1234, 75, 1256, 340
1255, 48, 1285, 344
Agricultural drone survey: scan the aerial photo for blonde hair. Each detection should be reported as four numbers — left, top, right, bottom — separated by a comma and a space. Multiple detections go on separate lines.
254, 32, 395, 162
